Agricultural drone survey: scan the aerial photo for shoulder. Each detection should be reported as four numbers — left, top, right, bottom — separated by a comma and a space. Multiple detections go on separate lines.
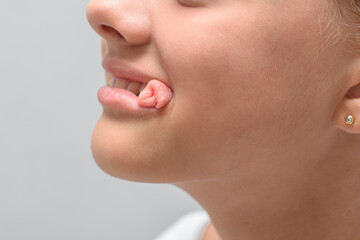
154, 210, 210, 240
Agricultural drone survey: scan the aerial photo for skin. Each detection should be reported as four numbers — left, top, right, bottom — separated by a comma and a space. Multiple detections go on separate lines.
86, 0, 360, 239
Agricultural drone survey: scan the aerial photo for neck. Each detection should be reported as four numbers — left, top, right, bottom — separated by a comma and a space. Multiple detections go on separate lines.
175, 140, 360, 240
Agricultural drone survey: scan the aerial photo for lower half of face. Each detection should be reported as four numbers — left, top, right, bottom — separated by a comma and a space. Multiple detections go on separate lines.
91, 0, 350, 183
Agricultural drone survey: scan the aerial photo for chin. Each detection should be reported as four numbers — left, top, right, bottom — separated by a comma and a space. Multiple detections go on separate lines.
90, 114, 181, 183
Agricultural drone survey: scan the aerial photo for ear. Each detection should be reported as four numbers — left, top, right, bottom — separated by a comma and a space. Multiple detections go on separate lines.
332, 67, 360, 134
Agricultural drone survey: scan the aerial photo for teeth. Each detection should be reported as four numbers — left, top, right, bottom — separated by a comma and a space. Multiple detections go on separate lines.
109, 76, 148, 97
139, 83, 146, 93
127, 81, 141, 95
110, 77, 130, 89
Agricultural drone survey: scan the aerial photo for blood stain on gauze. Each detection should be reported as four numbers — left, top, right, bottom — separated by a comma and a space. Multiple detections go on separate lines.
137, 80, 173, 109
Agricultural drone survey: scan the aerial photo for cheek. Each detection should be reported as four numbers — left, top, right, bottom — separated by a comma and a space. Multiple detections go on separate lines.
155, 5, 330, 166
153, 19, 272, 174
157, 15, 275, 131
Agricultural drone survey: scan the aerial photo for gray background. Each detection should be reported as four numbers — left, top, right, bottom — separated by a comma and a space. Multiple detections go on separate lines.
0, 1, 201, 239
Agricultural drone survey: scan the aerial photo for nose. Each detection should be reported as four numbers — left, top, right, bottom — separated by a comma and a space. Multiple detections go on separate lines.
86, 0, 151, 46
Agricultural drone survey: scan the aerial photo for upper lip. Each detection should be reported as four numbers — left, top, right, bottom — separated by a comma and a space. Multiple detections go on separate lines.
102, 57, 155, 84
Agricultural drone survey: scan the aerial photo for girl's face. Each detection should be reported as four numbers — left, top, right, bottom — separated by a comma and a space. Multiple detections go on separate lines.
87, 0, 351, 182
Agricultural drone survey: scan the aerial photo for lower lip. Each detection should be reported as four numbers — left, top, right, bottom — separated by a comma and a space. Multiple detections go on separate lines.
97, 86, 157, 115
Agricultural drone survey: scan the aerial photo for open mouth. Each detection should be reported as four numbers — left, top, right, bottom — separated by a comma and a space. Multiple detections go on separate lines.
100, 58, 173, 112
100, 76, 173, 112
107, 76, 146, 97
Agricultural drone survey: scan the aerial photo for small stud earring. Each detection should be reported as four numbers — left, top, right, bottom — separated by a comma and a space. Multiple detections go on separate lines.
345, 114, 354, 125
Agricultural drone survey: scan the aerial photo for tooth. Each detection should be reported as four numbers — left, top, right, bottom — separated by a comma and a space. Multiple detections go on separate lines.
117, 79, 128, 88
139, 83, 146, 93
106, 74, 111, 86
110, 77, 117, 87
127, 81, 141, 95
109, 77, 131, 89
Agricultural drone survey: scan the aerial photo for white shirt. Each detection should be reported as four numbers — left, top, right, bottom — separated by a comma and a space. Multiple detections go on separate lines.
154, 210, 210, 240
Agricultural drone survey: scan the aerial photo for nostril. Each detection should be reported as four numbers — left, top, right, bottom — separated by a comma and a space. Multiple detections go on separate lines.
100, 24, 125, 40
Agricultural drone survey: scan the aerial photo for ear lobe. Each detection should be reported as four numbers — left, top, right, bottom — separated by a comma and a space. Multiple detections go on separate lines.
332, 83, 360, 134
